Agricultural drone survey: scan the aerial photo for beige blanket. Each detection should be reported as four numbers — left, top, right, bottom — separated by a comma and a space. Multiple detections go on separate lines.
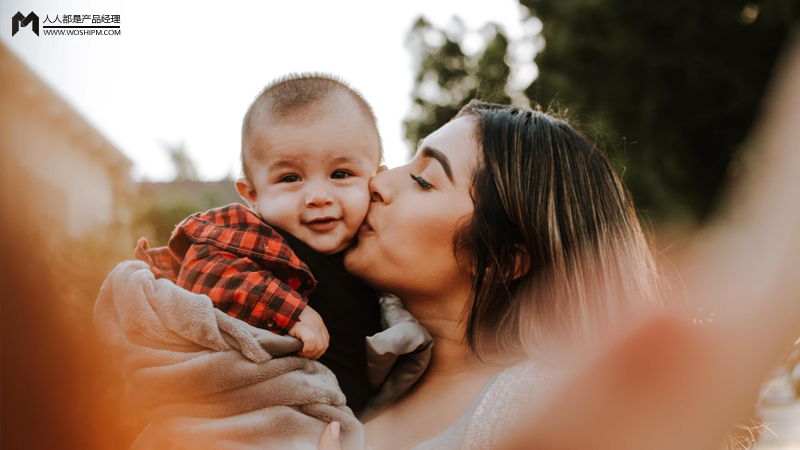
94, 261, 366, 450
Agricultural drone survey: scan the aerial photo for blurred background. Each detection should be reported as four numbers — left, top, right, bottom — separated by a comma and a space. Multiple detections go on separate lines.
2, 0, 799, 449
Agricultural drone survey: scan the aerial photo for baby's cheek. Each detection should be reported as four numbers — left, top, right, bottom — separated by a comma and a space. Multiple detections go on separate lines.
256, 192, 300, 230
341, 182, 372, 222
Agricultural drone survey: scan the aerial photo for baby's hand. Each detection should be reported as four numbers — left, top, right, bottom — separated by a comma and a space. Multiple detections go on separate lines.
288, 305, 329, 359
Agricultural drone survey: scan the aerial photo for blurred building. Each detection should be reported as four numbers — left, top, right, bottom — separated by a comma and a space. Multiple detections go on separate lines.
1, 43, 140, 450
0, 43, 134, 246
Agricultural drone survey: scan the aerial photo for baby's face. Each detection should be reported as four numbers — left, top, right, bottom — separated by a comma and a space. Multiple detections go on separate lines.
241, 108, 380, 255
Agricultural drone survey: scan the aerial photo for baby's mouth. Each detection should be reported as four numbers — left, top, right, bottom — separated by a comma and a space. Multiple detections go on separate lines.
304, 217, 340, 232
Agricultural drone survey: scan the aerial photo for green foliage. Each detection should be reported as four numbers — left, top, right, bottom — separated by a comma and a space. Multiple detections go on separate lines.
405, 3, 800, 221
404, 17, 512, 154
520, 0, 800, 220
133, 186, 233, 247
133, 146, 240, 247
133, 194, 203, 246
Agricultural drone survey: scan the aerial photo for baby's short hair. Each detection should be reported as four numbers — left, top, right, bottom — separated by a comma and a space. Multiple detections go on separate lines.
241, 73, 381, 181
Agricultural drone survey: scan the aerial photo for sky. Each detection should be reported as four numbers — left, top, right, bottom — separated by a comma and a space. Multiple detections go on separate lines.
2, 0, 540, 181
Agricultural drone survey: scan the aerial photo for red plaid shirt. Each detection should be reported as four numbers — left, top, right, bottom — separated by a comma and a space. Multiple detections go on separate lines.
134, 204, 316, 334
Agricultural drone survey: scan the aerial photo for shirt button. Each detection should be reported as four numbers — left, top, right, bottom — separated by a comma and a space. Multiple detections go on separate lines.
265, 319, 276, 329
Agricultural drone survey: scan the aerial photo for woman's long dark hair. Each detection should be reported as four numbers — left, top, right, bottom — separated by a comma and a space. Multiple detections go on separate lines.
455, 100, 660, 359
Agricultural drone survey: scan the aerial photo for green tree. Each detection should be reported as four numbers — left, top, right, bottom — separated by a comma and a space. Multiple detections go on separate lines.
165, 141, 199, 181
133, 194, 205, 246
404, 17, 513, 154
520, 0, 800, 220
132, 146, 237, 246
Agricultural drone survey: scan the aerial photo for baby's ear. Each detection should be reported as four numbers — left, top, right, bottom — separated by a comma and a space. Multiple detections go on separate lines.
235, 178, 258, 209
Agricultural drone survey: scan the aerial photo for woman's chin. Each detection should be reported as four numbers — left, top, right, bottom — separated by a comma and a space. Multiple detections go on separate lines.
344, 239, 386, 287
343, 242, 366, 274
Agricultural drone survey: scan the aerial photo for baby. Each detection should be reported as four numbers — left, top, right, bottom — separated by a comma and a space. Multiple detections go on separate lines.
135, 74, 384, 415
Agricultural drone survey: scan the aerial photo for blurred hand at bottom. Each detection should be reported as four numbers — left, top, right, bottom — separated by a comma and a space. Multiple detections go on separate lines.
318, 421, 341, 450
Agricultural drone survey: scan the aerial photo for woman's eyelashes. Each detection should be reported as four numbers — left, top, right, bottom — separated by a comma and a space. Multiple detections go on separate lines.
410, 173, 434, 190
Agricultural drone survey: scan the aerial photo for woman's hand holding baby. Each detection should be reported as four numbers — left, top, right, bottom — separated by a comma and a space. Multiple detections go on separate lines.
289, 305, 330, 359
317, 421, 341, 450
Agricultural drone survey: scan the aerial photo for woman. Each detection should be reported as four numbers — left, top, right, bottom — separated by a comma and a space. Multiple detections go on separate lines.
326, 99, 661, 449
320, 37, 800, 450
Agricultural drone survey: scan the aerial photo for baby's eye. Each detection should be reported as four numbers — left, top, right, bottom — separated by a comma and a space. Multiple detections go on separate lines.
331, 170, 353, 179
280, 174, 301, 183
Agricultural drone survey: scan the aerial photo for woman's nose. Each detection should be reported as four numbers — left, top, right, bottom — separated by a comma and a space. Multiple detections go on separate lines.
369, 168, 395, 204
304, 183, 334, 208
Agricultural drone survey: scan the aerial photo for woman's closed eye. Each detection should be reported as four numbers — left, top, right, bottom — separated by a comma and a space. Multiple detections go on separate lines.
410, 173, 433, 190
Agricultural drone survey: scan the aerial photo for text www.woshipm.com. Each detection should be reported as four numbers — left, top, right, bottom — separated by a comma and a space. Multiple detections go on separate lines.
43, 29, 121, 36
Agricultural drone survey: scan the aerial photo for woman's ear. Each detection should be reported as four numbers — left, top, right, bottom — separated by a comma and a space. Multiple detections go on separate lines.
235, 178, 258, 210
511, 244, 531, 281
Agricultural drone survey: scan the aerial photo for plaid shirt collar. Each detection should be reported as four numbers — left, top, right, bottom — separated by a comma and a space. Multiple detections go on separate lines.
168, 203, 315, 292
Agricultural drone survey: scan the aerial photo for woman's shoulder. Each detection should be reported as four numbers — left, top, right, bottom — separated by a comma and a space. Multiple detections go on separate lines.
462, 359, 562, 450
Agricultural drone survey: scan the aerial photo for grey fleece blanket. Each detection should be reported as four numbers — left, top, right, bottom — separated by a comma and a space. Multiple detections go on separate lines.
95, 261, 432, 449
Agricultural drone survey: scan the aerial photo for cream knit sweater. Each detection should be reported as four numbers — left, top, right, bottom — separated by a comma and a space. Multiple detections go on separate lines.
462, 361, 561, 450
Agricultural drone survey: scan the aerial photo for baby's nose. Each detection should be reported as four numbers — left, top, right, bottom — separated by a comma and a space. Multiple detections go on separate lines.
304, 186, 334, 207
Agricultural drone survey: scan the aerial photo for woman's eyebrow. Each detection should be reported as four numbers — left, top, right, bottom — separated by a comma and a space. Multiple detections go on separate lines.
420, 146, 454, 184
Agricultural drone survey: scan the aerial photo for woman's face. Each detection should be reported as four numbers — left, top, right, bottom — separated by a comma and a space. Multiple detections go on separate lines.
344, 117, 479, 298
